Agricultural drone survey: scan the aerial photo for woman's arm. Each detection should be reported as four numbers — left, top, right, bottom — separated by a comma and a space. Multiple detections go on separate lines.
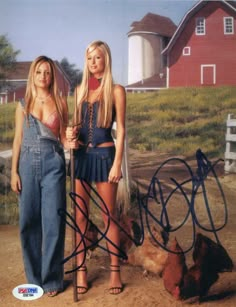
11, 102, 24, 194
59, 98, 70, 148
65, 87, 81, 149
108, 84, 126, 183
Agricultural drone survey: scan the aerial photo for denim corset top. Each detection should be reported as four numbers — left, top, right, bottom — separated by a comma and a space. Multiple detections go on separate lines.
78, 101, 115, 147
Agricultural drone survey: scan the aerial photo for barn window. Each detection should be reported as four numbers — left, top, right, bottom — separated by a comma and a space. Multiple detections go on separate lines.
183, 46, 191, 56
224, 17, 234, 34
195, 17, 205, 35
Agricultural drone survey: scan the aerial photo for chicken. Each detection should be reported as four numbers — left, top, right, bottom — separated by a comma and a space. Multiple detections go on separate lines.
180, 264, 219, 300
192, 233, 233, 272
179, 233, 233, 300
118, 214, 142, 260
128, 226, 168, 275
162, 237, 188, 300
85, 221, 99, 259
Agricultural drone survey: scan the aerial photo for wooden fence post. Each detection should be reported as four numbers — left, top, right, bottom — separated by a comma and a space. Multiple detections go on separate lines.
224, 114, 236, 173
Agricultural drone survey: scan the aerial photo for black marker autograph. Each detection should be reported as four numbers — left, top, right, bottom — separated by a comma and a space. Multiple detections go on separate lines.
58, 149, 228, 272
139, 148, 227, 254
58, 179, 143, 273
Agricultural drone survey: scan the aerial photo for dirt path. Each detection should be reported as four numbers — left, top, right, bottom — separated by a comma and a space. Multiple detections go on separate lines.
1, 149, 236, 306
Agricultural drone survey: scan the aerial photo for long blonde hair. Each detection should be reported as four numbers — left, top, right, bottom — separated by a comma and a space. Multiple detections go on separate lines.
25, 55, 66, 128
75, 41, 114, 128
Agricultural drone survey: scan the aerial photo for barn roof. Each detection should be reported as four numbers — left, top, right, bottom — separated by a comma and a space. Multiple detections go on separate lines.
162, 0, 236, 55
5, 61, 71, 84
6, 62, 30, 80
128, 12, 177, 37
227, 1, 236, 9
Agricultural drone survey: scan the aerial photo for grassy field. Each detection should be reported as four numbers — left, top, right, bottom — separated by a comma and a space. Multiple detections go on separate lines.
0, 102, 16, 150
126, 86, 236, 158
1, 86, 236, 157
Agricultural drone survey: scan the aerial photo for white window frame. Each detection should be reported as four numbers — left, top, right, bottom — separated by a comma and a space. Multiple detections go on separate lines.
224, 17, 234, 34
183, 46, 191, 56
196, 17, 205, 35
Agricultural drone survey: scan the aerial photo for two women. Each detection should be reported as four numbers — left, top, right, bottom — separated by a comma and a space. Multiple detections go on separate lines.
11, 40, 126, 297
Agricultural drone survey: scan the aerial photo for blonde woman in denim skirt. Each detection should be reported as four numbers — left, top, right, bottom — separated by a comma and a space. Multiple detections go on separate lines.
11, 56, 68, 297
66, 41, 126, 295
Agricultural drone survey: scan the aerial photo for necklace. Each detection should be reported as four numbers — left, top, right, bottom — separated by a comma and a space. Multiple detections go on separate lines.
36, 93, 51, 104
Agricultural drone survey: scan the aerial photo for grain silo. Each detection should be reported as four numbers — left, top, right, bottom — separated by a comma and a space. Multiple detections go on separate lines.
127, 13, 176, 86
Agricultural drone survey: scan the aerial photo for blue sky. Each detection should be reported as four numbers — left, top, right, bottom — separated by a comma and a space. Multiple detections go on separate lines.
0, 0, 198, 84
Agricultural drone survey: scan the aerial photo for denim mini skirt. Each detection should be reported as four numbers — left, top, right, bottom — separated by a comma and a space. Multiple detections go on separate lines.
72, 146, 115, 182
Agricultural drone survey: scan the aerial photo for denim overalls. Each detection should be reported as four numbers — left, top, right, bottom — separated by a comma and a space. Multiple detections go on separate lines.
18, 103, 66, 293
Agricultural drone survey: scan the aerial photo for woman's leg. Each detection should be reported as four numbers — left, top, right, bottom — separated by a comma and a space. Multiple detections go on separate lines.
96, 182, 122, 294
19, 147, 42, 287
41, 172, 66, 293
41, 147, 66, 294
74, 179, 91, 294
19, 176, 42, 286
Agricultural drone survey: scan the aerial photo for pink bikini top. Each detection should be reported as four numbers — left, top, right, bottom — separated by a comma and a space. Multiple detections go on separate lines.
43, 110, 60, 137
31, 110, 60, 138
20, 99, 61, 138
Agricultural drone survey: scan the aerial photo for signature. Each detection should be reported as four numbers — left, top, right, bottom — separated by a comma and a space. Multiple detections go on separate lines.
58, 149, 228, 272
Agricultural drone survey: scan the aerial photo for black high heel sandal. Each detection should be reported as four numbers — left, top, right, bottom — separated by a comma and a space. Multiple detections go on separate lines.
47, 290, 59, 297
109, 264, 123, 295
77, 266, 89, 294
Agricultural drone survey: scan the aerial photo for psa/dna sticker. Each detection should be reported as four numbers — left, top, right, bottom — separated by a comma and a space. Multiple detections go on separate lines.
12, 284, 44, 300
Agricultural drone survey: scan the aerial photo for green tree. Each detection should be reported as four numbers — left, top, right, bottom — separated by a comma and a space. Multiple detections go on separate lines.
60, 57, 82, 93
0, 35, 20, 90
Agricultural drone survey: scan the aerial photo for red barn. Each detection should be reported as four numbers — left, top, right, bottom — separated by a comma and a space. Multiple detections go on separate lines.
0, 61, 71, 103
162, 0, 236, 87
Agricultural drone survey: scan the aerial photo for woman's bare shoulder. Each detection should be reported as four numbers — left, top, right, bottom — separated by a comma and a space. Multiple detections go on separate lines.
113, 84, 125, 96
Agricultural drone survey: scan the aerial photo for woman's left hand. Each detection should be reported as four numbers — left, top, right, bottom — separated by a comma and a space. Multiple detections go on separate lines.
108, 165, 122, 183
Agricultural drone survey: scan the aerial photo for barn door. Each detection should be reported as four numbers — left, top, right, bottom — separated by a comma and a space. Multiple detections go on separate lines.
201, 64, 216, 85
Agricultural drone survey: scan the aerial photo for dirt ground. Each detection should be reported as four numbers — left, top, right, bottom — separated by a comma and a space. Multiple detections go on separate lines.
0, 149, 236, 307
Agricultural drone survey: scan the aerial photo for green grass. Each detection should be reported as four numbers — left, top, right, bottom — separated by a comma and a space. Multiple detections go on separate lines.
127, 86, 236, 158
1, 87, 236, 157
0, 102, 16, 150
